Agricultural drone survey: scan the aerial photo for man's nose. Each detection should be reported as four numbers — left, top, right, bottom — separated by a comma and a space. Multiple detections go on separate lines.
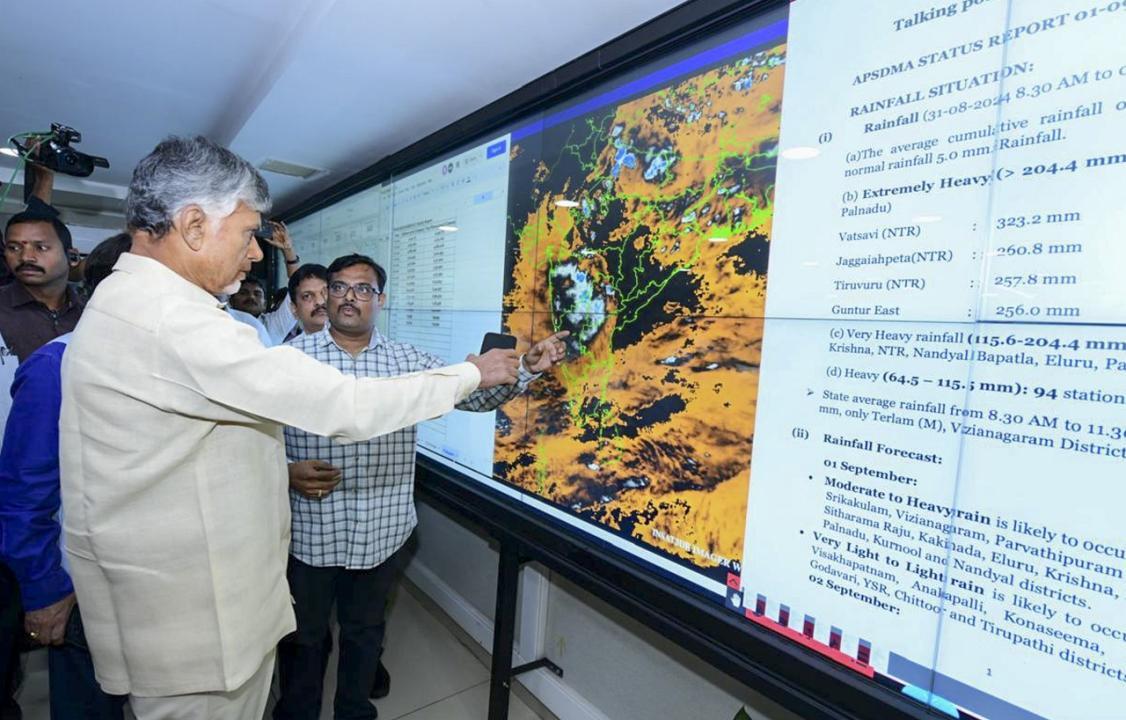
248, 239, 264, 263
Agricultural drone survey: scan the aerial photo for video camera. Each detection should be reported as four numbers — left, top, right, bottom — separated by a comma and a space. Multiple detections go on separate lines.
10, 123, 109, 177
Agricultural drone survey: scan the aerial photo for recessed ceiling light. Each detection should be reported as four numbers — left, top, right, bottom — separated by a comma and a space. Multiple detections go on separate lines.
780, 146, 820, 160
437, 225, 458, 232
258, 158, 325, 180
0, 148, 18, 157
555, 199, 579, 208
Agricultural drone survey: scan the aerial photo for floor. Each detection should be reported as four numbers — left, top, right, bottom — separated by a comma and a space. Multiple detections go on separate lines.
15, 581, 548, 720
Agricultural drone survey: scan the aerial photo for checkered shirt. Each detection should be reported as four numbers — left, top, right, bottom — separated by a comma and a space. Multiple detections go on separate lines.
285, 327, 535, 568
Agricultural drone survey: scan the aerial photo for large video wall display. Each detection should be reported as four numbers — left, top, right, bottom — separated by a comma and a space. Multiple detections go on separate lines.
287, 2, 1126, 718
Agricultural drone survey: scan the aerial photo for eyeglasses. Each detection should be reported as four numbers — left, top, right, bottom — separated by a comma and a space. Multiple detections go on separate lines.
328, 281, 380, 301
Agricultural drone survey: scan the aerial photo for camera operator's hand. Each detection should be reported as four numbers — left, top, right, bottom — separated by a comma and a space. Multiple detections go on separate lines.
467, 349, 520, 388
23, 136, 56, 204
288, 460, 342, 500
262, 221, 300, 277
262, 221, 295, 256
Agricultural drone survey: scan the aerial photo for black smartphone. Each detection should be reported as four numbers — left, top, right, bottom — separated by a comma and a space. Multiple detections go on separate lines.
480, 332, 517, 354
255, 219, 274, 242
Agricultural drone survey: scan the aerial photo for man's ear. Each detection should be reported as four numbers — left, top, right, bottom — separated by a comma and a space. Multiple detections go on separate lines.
67, 248, 81, 269
173, 205, 208, 251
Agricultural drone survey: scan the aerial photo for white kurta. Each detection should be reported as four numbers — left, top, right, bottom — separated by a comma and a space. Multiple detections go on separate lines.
59, 252, 479, 697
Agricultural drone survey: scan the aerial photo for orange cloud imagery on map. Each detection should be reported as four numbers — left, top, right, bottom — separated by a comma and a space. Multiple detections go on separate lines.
496, 43, 788, 583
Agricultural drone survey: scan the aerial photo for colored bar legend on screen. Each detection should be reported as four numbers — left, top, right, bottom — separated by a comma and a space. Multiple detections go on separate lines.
857, 639, 872, 666
778, 604, 790, 627
802, 615, 815, 639
829, 626, 843, 650
754, 594, 767, 616
744, 607, 875, 679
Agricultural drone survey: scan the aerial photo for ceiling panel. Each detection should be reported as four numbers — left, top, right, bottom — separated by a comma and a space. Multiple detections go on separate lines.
0, 0, 686, 217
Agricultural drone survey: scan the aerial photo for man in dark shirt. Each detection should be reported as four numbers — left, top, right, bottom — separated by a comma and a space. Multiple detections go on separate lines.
0, 146, 74, 720
0, 205, 82, 363
0, 234, 132, 720
0, 203, 81, 720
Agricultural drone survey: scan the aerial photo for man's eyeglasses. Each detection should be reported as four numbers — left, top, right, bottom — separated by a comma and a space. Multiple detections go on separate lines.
328, 281, 381, 301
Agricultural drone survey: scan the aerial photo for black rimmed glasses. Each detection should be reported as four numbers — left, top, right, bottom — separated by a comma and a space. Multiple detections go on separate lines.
328, 281, 381, 302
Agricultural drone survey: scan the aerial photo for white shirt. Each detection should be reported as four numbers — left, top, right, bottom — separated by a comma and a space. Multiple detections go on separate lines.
59, 253, 480, 696
225, 305, 273, 346
260, 300, 297, 346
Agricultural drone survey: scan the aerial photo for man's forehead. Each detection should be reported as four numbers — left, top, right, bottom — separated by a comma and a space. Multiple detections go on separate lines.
6, 221, 61, 243
298, 277, 326, 292
332, 265, 376, 281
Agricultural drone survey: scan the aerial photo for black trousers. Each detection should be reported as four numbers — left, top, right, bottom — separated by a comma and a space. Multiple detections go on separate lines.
48, 607, 126, 720
274, 551, 402, 720
0, 563, 22, 720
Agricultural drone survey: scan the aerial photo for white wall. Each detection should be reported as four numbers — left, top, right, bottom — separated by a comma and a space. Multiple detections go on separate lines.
407, 500, 804, 720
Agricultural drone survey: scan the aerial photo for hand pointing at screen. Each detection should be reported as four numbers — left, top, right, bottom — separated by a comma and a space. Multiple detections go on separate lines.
523, 330, 571, 373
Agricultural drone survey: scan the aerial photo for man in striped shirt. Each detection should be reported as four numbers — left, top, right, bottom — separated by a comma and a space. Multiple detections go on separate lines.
275, 253, 566, 720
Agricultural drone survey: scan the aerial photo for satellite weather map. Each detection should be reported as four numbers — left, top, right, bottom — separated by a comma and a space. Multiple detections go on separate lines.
495, 40, 787, 583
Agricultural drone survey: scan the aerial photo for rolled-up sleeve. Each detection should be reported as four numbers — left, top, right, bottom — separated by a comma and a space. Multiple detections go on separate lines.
154, 298, 480, 441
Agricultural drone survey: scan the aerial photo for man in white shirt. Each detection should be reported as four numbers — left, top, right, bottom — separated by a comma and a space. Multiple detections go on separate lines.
225, 300, 273, 345
226, 259, 326, 347
284, 263, 329, 341
58, 135, 520, 720
250, 221, 304, 345
228, 274, 267, 317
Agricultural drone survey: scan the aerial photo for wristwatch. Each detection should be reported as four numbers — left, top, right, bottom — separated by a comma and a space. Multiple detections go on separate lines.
285, 254, 300, 265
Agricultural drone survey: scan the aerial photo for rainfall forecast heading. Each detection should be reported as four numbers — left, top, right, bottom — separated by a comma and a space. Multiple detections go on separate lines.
287, 2, 1126, 718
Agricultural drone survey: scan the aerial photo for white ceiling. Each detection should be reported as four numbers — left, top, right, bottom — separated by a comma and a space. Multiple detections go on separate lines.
0, 0, 686, 221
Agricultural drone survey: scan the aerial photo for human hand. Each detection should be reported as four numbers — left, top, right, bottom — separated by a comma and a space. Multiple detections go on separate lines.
288, 460, 342, 500
466, 348, 520, 388
20, 134, 46, 162
262, 221, 295, 257
25, 593, 75, 646
524, 330, 570, 373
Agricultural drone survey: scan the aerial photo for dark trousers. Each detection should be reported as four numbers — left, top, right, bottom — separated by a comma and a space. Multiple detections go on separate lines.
48, 607, 126, 720
274, 552, 402, 720
0, 563, 21, 720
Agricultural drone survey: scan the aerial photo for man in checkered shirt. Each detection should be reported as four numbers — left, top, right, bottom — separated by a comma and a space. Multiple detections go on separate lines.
274, 253, 566, 720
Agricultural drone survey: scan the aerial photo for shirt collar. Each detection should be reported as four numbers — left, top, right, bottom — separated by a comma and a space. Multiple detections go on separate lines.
315, 324, 385, 352
113, 252, 226, 309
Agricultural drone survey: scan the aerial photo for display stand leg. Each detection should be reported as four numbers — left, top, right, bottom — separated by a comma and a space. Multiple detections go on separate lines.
487, 539, 522, 720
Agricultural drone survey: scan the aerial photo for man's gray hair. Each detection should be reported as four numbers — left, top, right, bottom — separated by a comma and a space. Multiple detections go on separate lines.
125, 136, 271, 237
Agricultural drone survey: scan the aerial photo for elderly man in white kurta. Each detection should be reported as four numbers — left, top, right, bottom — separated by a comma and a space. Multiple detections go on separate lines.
58, 136, 520, 719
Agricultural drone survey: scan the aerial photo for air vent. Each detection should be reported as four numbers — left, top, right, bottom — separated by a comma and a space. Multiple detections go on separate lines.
258, 158, 326, 180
